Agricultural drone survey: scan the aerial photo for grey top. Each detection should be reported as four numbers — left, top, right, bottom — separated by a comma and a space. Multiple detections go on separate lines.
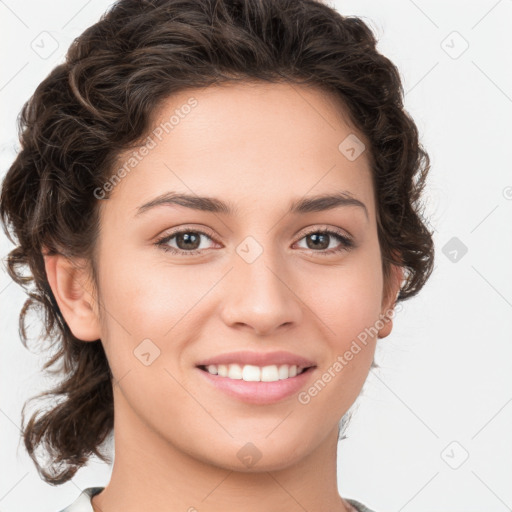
58, 487, 378, 512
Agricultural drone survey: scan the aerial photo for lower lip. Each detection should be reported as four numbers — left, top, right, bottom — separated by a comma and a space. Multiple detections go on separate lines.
196, 366, 316, 405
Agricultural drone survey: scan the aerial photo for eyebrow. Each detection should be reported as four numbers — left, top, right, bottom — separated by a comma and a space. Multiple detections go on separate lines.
135, 190, 368, 220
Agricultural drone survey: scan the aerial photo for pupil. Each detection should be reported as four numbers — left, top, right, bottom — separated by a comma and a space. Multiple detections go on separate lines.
177, 232, 200, 250
307, 233, 329, 250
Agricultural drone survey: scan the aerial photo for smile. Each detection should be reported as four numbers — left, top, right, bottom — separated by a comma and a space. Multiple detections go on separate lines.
198, 363, 310, 382
196, 364, 316, 405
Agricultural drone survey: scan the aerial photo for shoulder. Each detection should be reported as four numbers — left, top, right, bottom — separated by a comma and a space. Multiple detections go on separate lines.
56, 488, 375, 512
57, 487, 104, 512
345, 497, 380, 512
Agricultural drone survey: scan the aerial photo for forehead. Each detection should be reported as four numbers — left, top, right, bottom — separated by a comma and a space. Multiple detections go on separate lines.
103, 81, 375, 220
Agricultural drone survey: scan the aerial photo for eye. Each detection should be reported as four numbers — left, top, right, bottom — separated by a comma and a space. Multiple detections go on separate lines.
154, 228, 218, 256
294, 227, 354, 256
154, 226, 355, 257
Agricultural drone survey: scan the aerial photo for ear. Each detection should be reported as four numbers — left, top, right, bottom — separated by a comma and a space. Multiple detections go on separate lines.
377, 260, 404, 339
43, 250, 101, 342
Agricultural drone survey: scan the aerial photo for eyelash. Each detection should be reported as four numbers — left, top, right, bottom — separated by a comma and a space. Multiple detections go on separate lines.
154, 226, 355, 257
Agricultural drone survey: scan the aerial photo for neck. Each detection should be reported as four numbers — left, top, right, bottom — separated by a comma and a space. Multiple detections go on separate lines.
92, 388, 350, 512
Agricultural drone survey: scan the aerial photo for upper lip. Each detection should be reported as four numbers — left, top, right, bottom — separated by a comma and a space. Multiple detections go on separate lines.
196, 350, 316, 368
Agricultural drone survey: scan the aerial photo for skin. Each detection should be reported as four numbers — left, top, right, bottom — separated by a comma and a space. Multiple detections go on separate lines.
44, 81, 402, 512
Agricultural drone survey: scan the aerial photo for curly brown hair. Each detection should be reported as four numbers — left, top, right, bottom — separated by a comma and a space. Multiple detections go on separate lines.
0, 0, 434, 486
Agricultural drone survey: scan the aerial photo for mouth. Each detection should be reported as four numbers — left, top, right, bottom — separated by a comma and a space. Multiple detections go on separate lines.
194, 350, 318, 404
195, 363, 317, 404
196, 363, 315, 382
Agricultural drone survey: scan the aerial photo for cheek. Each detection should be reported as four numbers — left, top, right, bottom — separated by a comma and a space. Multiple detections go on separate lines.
305, 252, 384, 344
99, 247, 199, 335
298, 264, 382, 419
96, 257, 196, 394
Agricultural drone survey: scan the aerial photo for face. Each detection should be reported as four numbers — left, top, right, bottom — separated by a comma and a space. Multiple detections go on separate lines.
83, 81, 400, 471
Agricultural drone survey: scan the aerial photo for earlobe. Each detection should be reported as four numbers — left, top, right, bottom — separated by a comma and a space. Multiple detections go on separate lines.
378, 262, 404, 339
43, 252, 101, 342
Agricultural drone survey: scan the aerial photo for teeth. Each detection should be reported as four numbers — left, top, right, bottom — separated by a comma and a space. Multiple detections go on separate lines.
204, 364, 305, 382
228, 364, 243, 380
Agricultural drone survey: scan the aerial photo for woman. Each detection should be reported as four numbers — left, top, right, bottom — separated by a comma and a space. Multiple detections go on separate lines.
0, 0, 434, 511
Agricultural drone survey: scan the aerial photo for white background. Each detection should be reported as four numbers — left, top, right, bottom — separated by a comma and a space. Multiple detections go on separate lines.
1, 1, 511, 511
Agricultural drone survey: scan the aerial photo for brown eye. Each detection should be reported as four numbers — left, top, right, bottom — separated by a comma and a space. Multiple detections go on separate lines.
174, 232, 202, 250
295, 229, 354, 256
305, 232, 330, 250
155, 229, 217, 255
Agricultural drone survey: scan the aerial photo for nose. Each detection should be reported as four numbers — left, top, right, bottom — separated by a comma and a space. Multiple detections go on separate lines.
219, 249, 303, 336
